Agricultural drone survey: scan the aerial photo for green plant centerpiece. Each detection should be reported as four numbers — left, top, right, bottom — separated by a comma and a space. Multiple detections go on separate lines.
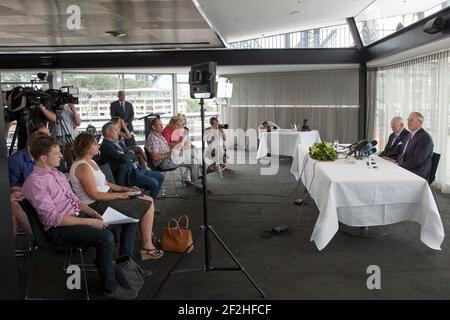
309, 141, 338, 161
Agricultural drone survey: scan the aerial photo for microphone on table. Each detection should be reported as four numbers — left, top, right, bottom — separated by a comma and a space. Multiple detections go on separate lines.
347, 139, 368, 157
366, 140, 378, 155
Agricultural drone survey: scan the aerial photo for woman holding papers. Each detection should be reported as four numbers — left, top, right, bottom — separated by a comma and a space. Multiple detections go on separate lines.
70, 132, 164, 261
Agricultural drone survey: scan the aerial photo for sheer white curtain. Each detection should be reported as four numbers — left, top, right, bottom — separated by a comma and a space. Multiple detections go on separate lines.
373, 51, 450, 192
221, 69, 360, 144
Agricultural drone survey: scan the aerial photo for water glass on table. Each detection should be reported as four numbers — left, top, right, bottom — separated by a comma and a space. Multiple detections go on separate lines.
333, 139, 339, 149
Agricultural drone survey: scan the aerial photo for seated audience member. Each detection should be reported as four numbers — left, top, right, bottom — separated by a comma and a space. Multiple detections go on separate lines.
397, 112, 434, 180
70, 133, 163, 260
100, 122, 164, 199
23, 135, 139, 300
177, 113, 189, 136
111, 116, 148, 169
145, 117, 202, 188
204, 117, 227, 172
10, 188, 33, 239
379, 116, 410, 161
163, 116, 202, 161
9, 131, 49, 189
8, 131, 49, 238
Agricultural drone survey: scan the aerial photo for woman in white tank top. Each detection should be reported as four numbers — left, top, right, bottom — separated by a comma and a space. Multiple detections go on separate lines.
70, 132, 164, 260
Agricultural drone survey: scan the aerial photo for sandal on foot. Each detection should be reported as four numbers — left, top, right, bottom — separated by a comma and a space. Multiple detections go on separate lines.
140, 248, 164, 261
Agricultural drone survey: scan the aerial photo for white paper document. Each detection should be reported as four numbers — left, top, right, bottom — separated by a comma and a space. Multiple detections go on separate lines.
102, 207, 139, 225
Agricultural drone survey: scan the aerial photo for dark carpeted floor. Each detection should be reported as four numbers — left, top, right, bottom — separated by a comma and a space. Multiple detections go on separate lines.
15, 153, 450, 300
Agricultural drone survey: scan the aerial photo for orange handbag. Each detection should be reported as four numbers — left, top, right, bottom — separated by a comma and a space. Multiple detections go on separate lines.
161, 215, 194, 253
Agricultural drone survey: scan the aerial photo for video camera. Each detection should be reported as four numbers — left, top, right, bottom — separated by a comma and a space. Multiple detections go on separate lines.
6, 86, 47, 113
6, 85, 79, 113
44, 86, 79, 111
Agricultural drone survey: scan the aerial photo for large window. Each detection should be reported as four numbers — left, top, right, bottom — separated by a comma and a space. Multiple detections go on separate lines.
229, 23, 354, 49
60, 73, 122, 140
356, 0, 448, 45
372, 51, 450, 192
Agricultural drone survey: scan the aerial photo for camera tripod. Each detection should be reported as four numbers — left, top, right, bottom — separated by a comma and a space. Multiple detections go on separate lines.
152, 98, 265, 299
8, 107, 35, 156
50, 106, 75, 168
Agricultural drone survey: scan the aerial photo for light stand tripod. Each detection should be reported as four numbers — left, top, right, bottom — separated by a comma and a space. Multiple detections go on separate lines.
152, 98, 266, 299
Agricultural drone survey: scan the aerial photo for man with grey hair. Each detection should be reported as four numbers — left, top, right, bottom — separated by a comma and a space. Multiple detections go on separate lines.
110, 91, 134, 133
397, 111, 434, 180
379, 116, 410, 160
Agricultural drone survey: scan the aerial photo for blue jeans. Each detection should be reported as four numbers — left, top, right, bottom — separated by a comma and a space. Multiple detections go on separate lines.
47, 213, 138, 294
134, 169, 164, 199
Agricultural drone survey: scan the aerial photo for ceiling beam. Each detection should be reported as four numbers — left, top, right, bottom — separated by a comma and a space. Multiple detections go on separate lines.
346, 17, 364, 50
0, 48, 360, 69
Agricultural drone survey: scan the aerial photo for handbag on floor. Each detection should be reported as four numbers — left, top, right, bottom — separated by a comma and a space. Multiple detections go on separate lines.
161, 215, 194, 253
115, 255, 145, 294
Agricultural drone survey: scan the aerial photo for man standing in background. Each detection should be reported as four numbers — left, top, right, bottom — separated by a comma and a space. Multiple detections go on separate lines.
110, 90, 134, 133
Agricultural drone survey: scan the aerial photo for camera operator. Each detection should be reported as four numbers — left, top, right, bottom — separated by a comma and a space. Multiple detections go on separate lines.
49, 102, 81, 167
8, 100, 56, 150
204, 117, 227, 172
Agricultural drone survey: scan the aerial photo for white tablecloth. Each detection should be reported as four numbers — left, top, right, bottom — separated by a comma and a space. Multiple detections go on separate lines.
290, 145, 445, 251
257, 130, 321, 160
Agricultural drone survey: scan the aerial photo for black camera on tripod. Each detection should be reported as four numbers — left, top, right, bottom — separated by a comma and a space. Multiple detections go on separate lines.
44, 86, 79, 111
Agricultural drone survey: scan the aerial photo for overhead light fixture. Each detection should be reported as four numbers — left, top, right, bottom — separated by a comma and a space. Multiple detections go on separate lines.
104, 30, 127, 38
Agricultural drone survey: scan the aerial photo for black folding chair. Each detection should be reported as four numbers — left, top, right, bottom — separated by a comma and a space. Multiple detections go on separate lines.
429, 152, 441, 212
20, 200, 90, 300
145, 148, 181, 198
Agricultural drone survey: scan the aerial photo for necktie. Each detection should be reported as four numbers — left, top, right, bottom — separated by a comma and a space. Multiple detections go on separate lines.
390, 134, 398, 148
399, 133, 413, 164
121, 102, 125, 113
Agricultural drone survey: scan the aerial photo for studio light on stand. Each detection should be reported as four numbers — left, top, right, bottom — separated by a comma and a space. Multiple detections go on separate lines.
152, 62, 265, 299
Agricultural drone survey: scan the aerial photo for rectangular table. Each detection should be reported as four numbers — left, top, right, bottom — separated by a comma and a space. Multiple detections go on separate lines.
290, 145, 445, 251
257, 130, 321, 160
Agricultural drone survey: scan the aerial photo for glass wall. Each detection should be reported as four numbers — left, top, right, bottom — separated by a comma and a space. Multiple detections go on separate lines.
229, 23, 354, 49
356, 0, 448, 45
1, 71, 222, 148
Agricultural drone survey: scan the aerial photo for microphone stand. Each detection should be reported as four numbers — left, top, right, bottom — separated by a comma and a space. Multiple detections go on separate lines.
152, 98, 266, 299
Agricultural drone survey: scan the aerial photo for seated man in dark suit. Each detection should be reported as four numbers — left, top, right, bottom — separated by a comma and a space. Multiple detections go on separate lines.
100, 122, 164, 200
397, 112, 434, 180
379, 116, 410, 161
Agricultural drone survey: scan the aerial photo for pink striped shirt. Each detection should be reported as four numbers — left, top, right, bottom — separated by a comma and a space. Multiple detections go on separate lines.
23, 166, 80, 231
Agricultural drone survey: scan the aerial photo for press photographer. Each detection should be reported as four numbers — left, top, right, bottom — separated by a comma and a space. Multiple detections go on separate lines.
46, 87, 81, 166
6, 85, 56, 151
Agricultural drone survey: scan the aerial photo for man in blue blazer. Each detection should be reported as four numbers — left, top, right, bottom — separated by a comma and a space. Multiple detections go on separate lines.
379, 116, 410, 161
398, 112, 434, 180
110, 91, 134, 132
100, 122, 164, 200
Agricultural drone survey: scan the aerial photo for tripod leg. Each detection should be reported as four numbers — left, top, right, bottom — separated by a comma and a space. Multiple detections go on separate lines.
8, 126, 18, 156
208, 226, 266, 298
151, 226, 205, 299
